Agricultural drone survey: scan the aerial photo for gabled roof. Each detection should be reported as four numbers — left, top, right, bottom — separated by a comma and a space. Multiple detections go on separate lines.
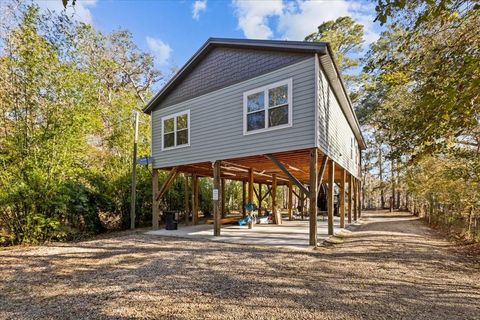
144, 37, 366, 149
143, 38, 327, 114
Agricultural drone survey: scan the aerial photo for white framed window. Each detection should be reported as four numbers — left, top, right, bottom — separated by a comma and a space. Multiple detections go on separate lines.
161, 110, 190, 150
243, 78, 293, 135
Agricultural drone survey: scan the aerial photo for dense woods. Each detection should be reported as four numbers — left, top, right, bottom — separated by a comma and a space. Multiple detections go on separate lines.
0, 2, 162, 244
0, 0, 478, 245
358, 0, 479, 241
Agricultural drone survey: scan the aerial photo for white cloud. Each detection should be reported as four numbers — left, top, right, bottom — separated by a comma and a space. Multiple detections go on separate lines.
192, 0, 207, 20
277, 1, 351, 40
35, 0, 97, 24
232, 0, 283, 39
146, 36, 173, 66
232, 0, 379, 44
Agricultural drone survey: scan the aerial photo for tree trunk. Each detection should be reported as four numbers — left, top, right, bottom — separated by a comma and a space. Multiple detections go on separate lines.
391, 158, 396, 210
379, 145, 385, 209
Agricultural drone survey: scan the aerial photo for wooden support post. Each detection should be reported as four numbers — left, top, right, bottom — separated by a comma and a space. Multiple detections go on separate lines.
248, 168, 254, 229
353, 178, 358, 221
358, 180, 362, 218
309, 148, 318, 246
258, 183, 263, 216
339, 168, 346, 228
248, 168, 254, 204
327, 160, 335, 235
152, 169, 160, 229
242, 181, 246, 217
213, 161, 221, 236
272, 174, 280, 224
184, 174, 190, 226
288, 182, 293, 221
299, 189, 305, 220
221, 178, 226, 218
192, 174, 199, 225
153, 168, 179, 229
348, 174, 353, 224
155, 167, 178, 201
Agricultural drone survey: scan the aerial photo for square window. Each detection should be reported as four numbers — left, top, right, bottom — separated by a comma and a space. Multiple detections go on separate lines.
247, 111, 265, 131
164, 118, 174, 133
269, 85, 288, 107
177, 129, 188, 145
247, 92, 264, 112
269, 105, 288, 127
164, 132, 174, 148
162, 111, 189, 149
177, 114, 188, 130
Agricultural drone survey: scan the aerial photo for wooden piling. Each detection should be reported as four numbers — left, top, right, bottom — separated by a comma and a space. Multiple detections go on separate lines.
213, 161, 221, 236
309, 148, 318, 245
288, 182, 293, 221
348, 174, 353, 224
339, 168, 345, 228
272, 174, 280, 224
353, 178, 358, 221
327, 160, 335, 235
242, 181, 246, 217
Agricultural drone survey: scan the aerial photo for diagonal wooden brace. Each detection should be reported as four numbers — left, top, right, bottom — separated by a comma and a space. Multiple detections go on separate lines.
155, 167, 178, 201
265, 154, 310, 196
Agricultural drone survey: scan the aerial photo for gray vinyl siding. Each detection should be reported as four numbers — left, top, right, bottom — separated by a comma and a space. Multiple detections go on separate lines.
152, 57, 316, 168
317, 64, 360, 178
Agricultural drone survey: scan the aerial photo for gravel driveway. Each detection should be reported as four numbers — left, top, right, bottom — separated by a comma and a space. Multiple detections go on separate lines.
1, 210, 479, 320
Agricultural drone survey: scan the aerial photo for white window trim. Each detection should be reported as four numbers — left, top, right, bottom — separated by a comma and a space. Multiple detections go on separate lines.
161, 110, 191, 151
243, 78, 293, 135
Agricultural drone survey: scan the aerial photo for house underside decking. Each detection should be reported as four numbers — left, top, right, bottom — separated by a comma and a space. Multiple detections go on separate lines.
151, 147, 362, 246
158, 148, 354, 185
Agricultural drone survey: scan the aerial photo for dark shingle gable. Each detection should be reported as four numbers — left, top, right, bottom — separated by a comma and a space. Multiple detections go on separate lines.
144, 38, 327, 113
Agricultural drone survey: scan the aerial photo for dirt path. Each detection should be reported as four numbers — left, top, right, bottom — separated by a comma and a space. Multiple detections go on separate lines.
1, 210, 479, 320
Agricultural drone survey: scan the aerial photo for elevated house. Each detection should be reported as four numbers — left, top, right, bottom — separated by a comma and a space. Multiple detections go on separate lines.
144, 38, 366, 245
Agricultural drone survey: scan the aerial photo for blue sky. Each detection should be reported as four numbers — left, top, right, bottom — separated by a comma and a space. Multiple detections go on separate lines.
36, 0, 382, 77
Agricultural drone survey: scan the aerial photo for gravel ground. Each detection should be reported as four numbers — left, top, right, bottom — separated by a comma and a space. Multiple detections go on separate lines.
1, 210, 479, 320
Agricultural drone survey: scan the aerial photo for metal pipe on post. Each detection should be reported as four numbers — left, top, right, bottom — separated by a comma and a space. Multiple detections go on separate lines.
130, 110, 139, 230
